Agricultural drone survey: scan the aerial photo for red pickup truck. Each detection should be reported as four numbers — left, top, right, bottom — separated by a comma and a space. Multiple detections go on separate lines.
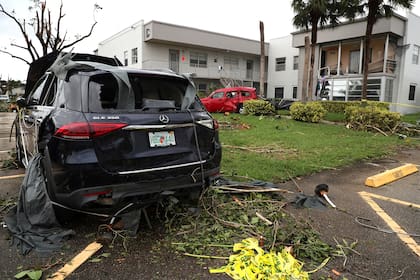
200, 86, 257, 113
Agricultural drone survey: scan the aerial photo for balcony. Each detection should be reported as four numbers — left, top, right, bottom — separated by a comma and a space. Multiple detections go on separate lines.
319, 36, 399, 79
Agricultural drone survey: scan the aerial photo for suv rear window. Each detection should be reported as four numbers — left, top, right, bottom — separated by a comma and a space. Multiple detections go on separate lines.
88, 72, 198, 112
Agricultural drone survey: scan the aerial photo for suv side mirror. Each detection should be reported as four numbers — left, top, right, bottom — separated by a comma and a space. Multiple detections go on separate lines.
16, 96, 27, 108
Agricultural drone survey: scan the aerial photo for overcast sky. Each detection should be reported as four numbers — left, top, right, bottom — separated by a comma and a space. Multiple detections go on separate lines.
1, 0, 419, 81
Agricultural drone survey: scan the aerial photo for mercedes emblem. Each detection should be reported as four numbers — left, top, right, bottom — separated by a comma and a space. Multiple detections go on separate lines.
159, 114, 170, 124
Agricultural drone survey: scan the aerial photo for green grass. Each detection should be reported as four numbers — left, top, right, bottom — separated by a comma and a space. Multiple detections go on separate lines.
401, 112, 420, 125
215, 114, 416, 182
324, 112, 346, 122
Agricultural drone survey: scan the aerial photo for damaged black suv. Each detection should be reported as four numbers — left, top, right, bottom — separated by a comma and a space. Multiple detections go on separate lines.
15, 53, 221, 214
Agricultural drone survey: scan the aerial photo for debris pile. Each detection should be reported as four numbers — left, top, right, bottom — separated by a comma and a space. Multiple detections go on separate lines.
166, 186, 331, 267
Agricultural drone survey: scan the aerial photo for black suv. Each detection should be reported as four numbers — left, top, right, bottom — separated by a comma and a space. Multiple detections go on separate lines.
15, 53, 221, 213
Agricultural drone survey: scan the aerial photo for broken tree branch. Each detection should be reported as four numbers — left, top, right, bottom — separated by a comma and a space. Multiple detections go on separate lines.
61, 21, 97, 50
0, 49, 30, 65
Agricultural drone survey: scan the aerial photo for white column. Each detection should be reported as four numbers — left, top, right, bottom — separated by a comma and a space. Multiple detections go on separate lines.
359, 39, 364, 74
383, 34, 389, 73
337, 41, 342, 76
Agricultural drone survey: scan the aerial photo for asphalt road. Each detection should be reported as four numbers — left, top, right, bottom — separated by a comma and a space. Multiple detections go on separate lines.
0, 112, 419, 279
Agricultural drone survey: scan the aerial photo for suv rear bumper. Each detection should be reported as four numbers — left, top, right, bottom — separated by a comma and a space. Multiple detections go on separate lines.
53, 166, 220, 210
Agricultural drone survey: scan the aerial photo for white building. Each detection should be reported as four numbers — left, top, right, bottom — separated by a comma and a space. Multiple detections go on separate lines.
97, 20, 269, 95
97, 14, 420, 114
267, 35, 299, 99
292, 12, 420, 114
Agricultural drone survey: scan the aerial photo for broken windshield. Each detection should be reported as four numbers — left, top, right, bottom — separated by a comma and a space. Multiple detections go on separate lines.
88, 73, 198, 112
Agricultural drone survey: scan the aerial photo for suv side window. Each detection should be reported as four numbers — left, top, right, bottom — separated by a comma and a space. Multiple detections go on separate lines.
42, 76, 58, 106
27, 75, 48, 105
241, 91, 251, 97
55, 75, 81, 111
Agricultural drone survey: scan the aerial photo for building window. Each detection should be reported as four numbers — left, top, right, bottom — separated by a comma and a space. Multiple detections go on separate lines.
198, 83, 207, 92
190, 52, 207, 68
275, 57, 286, 71
124, 51, 128, 66
412, 45, 419, 64
409, 85, 416, 101
293, 86, 297, 99
224, 56, 239, 70
293, 56, 298, 70
131, 48, 138, 64
274, 87, 284, 98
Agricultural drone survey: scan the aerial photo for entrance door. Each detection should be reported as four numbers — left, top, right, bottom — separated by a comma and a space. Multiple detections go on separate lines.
349, 50, 360, 74
169, 49, 179, 73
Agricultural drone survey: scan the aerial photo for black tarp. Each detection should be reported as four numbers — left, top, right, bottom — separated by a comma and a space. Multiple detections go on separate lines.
5, 154, 74, 255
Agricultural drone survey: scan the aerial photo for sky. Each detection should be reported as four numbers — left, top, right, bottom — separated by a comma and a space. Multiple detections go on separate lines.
0, 0, 420, 81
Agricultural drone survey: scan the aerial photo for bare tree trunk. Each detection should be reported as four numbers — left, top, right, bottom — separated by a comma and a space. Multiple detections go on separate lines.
308, 21, 318, 101
362, 17, 375, 99
362, 0, 380, 100
259, 21, 265, 97
302, 36, 310, 102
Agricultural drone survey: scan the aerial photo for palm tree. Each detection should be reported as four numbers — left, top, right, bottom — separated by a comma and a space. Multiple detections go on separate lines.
344, 0, 413, 99
292, 0, 341, 101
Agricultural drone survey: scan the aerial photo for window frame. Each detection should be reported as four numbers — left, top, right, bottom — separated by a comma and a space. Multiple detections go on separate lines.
190, 52, 208, 68
292, 86, 298, 99
274, 87, 284, 99
131, 48, 138, 64
275, 57, 286, 71
409, 84, 416, 101
293, 56, 298, 70
412, 45, 419, 65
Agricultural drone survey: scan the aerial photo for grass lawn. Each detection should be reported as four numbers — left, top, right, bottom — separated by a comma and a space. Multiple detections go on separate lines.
215, 114, 417, 182
401, 112, 420, 125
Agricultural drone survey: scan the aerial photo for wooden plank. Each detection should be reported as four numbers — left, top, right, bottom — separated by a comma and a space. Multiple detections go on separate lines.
0, 173, 25, 180
48, 242, 103, 280
365, 163, 418, 188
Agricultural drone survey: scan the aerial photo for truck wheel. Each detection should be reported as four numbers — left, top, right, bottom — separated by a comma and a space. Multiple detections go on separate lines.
237, 104, 244, 114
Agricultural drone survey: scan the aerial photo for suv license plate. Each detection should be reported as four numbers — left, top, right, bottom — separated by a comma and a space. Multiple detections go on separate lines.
148, 131, 176, 147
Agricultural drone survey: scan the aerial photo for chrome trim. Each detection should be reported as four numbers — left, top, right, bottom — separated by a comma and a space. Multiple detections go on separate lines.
122, 123, 195, 130
117, 160, 207, 175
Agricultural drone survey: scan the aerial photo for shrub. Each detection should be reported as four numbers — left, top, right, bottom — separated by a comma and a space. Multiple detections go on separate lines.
243, 99, 275, 115
344, 105, 401, 133
0, 101, 9, 112
319, 100, 390, 113
290, 102, 326, 123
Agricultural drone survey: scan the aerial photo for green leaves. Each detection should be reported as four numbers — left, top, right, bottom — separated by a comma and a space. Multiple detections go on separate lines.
290, 101, 327, 123
14, 269, 42, 280
89, 252, 111, 263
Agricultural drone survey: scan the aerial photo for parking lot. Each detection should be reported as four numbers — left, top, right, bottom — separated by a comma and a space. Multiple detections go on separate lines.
1, 112, 420, 279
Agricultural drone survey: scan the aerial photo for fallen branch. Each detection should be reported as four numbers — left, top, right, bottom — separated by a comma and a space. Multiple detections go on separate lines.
183, 253, 229, 260
255, 212, 273, 226
286, 171, 303, 193
211, 185, 293, 194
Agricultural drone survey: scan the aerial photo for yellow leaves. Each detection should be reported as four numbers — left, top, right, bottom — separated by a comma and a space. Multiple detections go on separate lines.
210, 238, 309, 280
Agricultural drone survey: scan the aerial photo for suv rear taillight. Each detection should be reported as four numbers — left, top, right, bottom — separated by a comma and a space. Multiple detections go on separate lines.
196, 119, 218, 130
54, 122, 127, 139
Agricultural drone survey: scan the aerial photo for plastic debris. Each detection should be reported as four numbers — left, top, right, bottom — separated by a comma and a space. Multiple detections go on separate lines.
209, 238, 309, 279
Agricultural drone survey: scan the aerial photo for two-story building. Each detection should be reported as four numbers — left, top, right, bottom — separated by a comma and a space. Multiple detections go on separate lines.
267, 35, 299, 100
96, 20, 269, 95
96, 13, 420, 114
292, 12, 420, 114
